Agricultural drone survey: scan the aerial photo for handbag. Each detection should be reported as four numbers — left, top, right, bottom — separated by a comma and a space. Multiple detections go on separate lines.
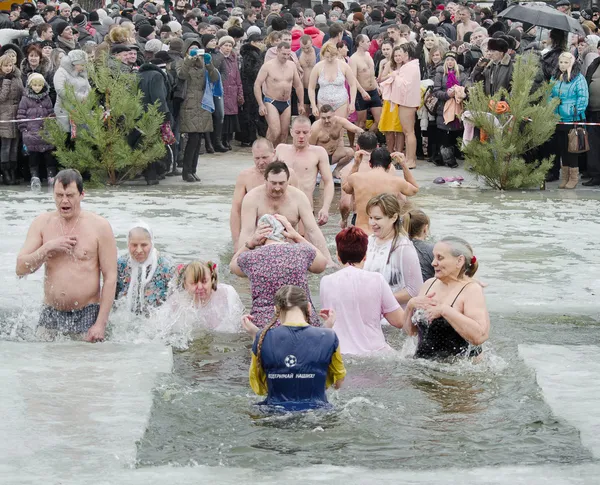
423, 87, 438, 116
568, 108, 589, 154
160, 122, 176, 146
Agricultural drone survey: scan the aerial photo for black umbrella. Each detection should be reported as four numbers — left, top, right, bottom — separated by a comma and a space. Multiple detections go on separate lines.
498, 4, 584, 35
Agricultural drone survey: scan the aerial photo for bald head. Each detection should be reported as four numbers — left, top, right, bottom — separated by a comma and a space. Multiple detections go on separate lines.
252, 137, 275, 172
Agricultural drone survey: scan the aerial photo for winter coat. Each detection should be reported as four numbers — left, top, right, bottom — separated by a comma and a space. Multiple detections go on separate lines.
437, 21, 457, 42
20, 57, 52, 88
91, 21, 108, 40
458, 45, 483, 75
471, 53, 514, 96
304, 26, 324, 48
433, 66, 469, 130
240, 43, 263, 114
167, 50, 185, 100
361, 22, 382, 40
349, 21, 366, 41
17, 84, 54, 152
551, 71, 589, 122
221, 52, 243, 116
0, 68, 24, 138
178, 55, 219, 133
0, 28, 28, 47
53, 56, 91, 132
542, 47, 563, 82
138, 63, 172, 126
0, 43, 24, 68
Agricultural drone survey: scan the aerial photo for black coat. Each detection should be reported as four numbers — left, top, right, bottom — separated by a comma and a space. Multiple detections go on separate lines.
240, 43, 263, 113
471, 53, 514, 96
542, 47, 563, 82
138, 62, 172, 125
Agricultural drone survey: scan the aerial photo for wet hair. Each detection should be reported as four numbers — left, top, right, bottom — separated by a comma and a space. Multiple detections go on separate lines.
252, 137, 274, 152
356, 34, 368, 45
319, 104, 334, 114
291, 115, 311, 127
264, 160, 290, 180
177, 260, 218, 291
369, 147, 393, 169
357, 131, 378, 151
407, 209, 430, 239
256, 285, 310, 377
300, 34, 312, 45
53, 169, 83, 194
439, 236, 478, 277
336, 227, 368, 264
366, 193, 411, 262
329, 23, 343, 38
277, 41, 291, 50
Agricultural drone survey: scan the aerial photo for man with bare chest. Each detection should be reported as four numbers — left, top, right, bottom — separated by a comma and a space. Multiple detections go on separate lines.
254, 42, 305, 147
342, 148, 419, 234
230, 137, 299, 250
16, 169, 117, 342
309, 104, 363, 178
237, 161, 334, 266
350, 35, 382, 132
275, 116, 333, 226
297, 35, 318, 116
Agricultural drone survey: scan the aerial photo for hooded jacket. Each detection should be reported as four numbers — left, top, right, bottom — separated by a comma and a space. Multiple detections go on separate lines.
0, 67, 24, 139
551, 64, 589, 122
17, 83, 54, 152
53, 55, 91, 131
240, 43, 263, 111
303, 26, 324, 48
178, 54, 219, 133
138, 62, 172, 125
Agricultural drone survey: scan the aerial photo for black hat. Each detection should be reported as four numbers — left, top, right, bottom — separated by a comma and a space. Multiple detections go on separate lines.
73, 13, 87, 28
487, 37, 509, 53
370, 9, 382, 21
40, 40, 55, 48
487, 20, 507, 37
55, 20, 70, 37
507, 29, 521, 43
201, 33, 215, 47
138, 23, 155, 38
153, 50, 175, 63
384, 10, 396, 20
555, 0, 570, 6
247, 32, 264, 42
111, 44, 134, 54
43, 5, 55, 13
89, 11, 99, 22
581, 8, 593, 20
444, 51, 457, 60
499, 34, 516, 50
144, 2, 158, 14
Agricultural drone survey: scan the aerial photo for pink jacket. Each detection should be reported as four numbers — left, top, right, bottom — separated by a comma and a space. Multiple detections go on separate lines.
379, 59, 421, 108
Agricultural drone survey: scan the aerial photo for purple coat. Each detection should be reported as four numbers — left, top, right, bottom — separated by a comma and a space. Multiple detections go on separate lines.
221, 52, 243, 115
17, 85, 54, 153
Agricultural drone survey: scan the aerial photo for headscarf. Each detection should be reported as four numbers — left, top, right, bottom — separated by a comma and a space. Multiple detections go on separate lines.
126, 221, 159, 313
257, 214, 286, 242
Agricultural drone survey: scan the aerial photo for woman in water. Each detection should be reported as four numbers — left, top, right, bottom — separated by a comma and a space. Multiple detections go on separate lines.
320, 227, 405, 355
308, 41, 357, 119
364, 194, 423, 308
404, 236, 490, 360
246, 285, 345, 411
408, 209, 435, 282
166, 260, 244, 333
116, 222, 175, 314
230, 213, 327, 327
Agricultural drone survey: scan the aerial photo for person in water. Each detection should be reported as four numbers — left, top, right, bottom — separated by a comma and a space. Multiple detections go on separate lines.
245, 285, 345, 411
404, 236, 490, 360
408, 209, 435, 282
166, 260, 244, 333
320, 227, 405, 355
115, 222, 175, 315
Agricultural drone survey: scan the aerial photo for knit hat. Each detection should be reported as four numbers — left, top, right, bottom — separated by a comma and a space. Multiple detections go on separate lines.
218, 35, 234, 46
487, 37, 509, 53
40, 40, 55, 49
244, 25, 258, 37
315, 14, 327, 24
167, 20, 182, 33
384, 10, 396, 20
201, 33, 215, 48
27, 72, 46, 86
169, 37, 185, 53
59, 2, 70, 11
153, 50, 174, 64
55, 21, 70, 37
370, 9, 382, 22
138, 24, 155, 38
73, 14, 87, 28
68, 49, 88, 65
231, 7, 244, 17
145, 38, 163, 53
89, 11, 99, 22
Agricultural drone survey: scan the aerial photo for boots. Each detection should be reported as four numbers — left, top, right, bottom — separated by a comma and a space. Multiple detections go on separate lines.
222, 134, 232, 151
565, 167, 579, 189
204, 132, 214, 154
30, 167, 41, 191
213, 118, 227, 152
558, 166, 570, 189
2, 169, 11, 185
9, 169, 18, 185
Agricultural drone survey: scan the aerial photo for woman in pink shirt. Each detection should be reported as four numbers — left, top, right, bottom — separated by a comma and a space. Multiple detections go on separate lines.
320, 227, 405, 355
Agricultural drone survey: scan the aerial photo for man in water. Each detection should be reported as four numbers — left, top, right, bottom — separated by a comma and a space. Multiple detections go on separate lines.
238, 161, 335, 266
275, 116, 333, 226
297, 34, 319, 117
342, 148, 419, 234
16, 169, 117, 342
309, 104, 364, 179
254, 41, 305, 147
230, 137, 299, 250
350, 35, 382, 133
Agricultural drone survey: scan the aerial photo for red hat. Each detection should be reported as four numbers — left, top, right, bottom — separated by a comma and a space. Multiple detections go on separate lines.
436, 4, 445, 10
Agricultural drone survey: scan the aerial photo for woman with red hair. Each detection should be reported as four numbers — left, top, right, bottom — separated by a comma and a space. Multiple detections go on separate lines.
319, 227, 405, 355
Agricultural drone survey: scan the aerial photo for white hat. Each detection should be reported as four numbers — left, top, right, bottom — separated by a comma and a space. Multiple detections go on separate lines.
167, 20, 182, 33
59, 2, 70, 11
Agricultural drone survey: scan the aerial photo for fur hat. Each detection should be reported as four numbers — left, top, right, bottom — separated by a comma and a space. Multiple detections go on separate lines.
507, 29, 521, 43
167, 20, 182, 33
246, 25, 261, 36
27, 72, 46, 86
487, 37, 509, 53
218, 35, 234, 46
487, 21, 507, 37
68, 49, 88, 65
145, 38, 163, 53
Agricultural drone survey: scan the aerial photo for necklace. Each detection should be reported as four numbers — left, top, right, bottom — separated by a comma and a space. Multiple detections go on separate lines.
60, 214, 81, 237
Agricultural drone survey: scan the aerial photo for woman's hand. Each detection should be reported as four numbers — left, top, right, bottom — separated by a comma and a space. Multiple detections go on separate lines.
319, 308, 336, 328
274, 214, 301, 242
241, 314, 259, 338
448, 87, 455, 98
347, 104, 356, 116
237, 95, 244, 106
312, 105, 319, 118
408, 293, 436, 311
424, 301, 449, 322
248, 223, 271, 248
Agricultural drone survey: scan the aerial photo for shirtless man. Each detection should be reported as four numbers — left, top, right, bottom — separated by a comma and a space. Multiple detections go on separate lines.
350, 35, 382, 132
309, 104, 363, 178
230, 137, 299, 250
297, 34, 319, 116
342, 148, 419, 234
275, 116, 333, 226
456, 7, 479, 42
254, 41, 305, 147
237, 160, 334, 266
15, 169, 117, 342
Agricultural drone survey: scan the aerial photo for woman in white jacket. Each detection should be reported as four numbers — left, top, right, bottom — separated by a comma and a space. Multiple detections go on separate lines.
53, 49, 90, 133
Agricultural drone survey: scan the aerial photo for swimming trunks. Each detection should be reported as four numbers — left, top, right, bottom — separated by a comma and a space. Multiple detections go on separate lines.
263, 96, 291, 115
351, 213, 357, 226
355, 88, 383, 111
413, 280, 482, 360
317, 65, 348, 111
38, 303, 100, 334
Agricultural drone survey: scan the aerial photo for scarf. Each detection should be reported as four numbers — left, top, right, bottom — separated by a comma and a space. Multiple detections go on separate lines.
58, 36, 77, 50
126, 221, 159, 314
446, 69, 459, 90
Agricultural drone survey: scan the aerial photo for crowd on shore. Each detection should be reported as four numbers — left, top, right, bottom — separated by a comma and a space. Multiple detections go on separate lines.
0, 0, 600, 188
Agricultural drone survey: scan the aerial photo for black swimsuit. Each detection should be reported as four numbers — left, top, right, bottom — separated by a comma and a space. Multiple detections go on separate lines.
414, 280, 482, 361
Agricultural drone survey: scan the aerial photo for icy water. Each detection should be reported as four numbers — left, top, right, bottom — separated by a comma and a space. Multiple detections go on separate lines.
1, 184, 600, 479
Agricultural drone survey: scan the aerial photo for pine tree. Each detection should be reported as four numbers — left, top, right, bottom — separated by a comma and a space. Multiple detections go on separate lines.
44, 58, 166, 185
462, 53, 560, 190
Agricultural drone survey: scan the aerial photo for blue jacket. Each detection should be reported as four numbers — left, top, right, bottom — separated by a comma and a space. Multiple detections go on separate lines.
551, 72, 589, 122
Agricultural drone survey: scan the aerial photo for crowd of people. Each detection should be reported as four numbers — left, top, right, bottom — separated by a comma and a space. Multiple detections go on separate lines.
1, 0, 600, 187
